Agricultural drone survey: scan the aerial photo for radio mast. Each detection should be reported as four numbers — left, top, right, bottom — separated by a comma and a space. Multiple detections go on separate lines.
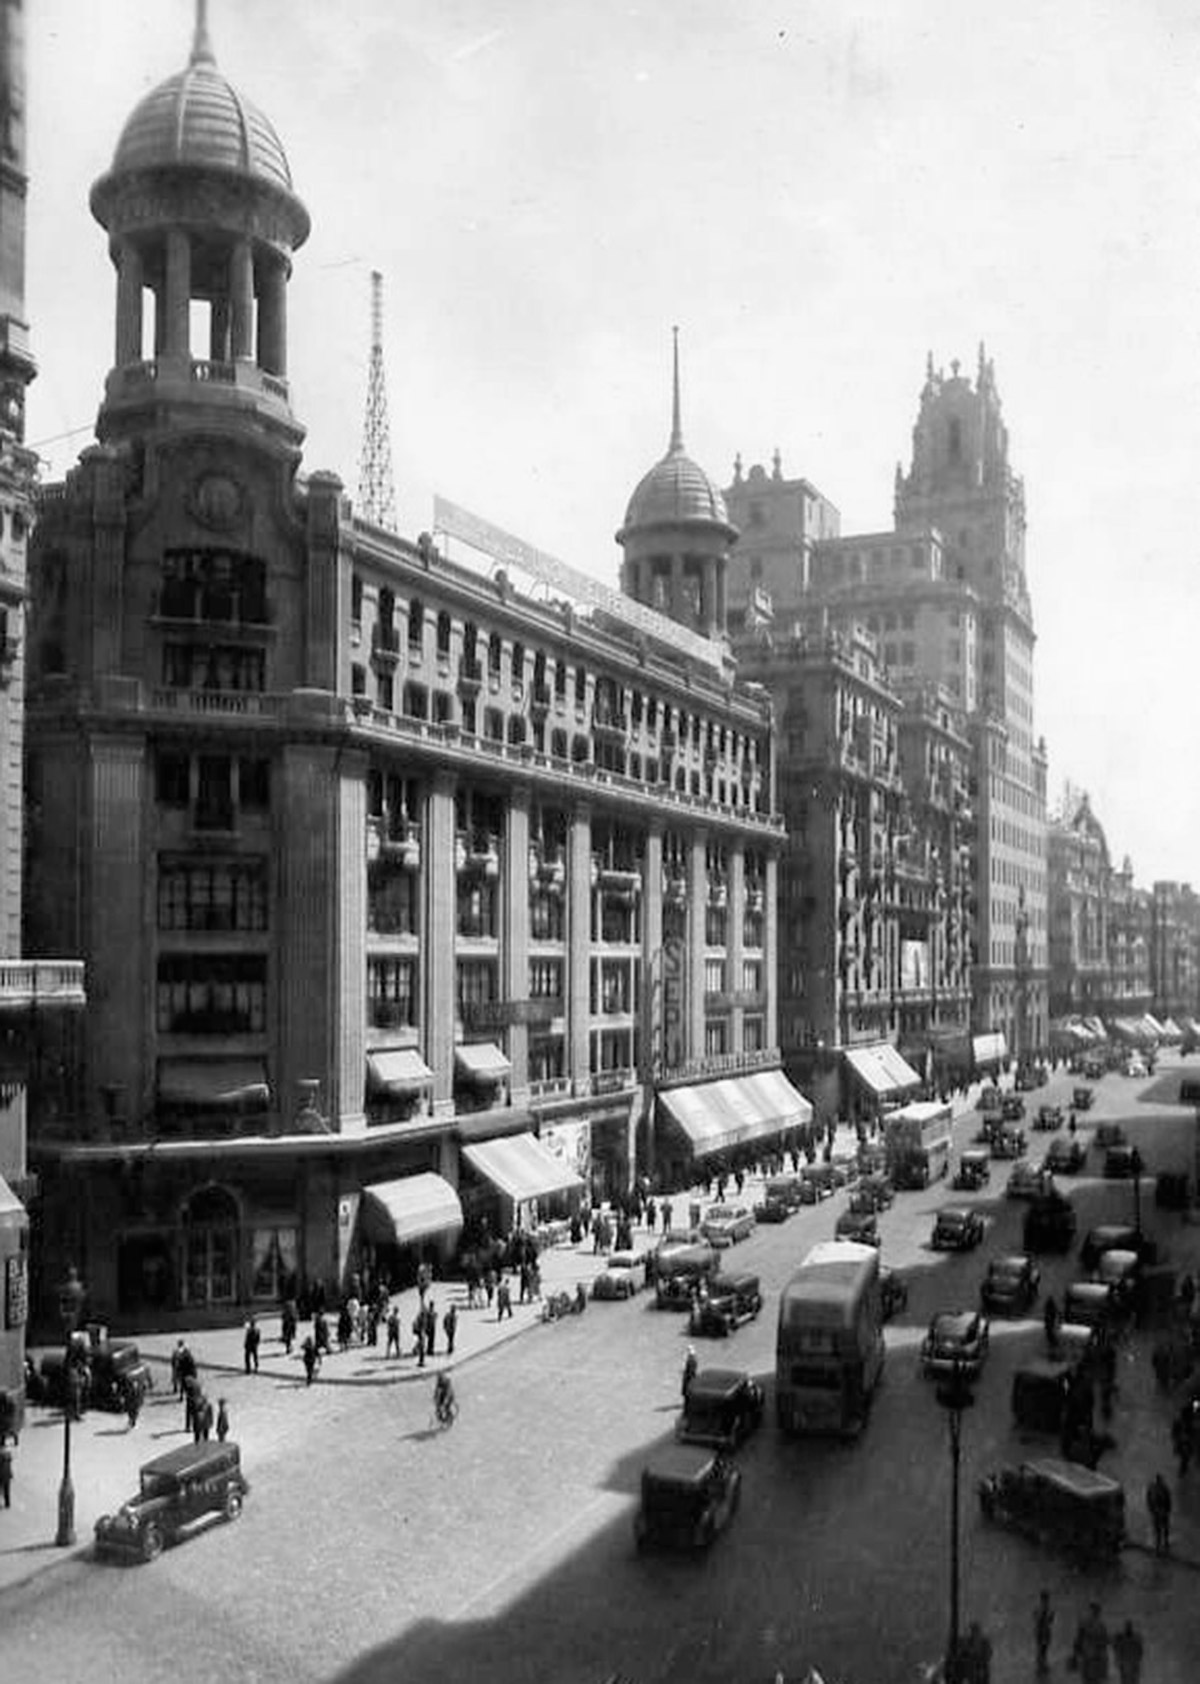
357, 269, 398, 531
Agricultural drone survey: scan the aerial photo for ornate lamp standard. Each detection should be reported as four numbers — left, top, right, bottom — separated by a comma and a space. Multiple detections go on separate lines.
935, 1357, 976, 1684
55, 1264, 86, 1547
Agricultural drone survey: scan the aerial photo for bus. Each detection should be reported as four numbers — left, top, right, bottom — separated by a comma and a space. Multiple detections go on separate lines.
883, 1099, 953, 1189
775, 1240, 885, 1437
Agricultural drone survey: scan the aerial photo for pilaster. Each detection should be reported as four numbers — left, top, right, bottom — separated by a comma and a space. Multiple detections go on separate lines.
568, 803, 593, 1085
87, 736, 146, 1126
688, 830, 707, 1057
425, 773, 457, 1117
335, 751, 368, 1133
276, 743, 340, 1129
504, 790, 531, 1094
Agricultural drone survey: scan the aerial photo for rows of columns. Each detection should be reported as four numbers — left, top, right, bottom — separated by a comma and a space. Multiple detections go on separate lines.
112, 233, 288, 375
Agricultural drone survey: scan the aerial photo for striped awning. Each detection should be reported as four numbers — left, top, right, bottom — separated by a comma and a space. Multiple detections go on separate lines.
361, 1174, 463, 1246
843, 1043, 922, 1099
659, 1071, 812, 1159
462, 1132, 582, 1201
367, 1049, 433, 1095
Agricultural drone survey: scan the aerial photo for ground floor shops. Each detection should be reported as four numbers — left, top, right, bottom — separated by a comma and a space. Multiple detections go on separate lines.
653, 1066, 812, 1190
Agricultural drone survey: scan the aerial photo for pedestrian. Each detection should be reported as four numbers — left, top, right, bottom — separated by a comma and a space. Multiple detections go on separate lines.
1034, 1589, 1054, 1676
413, 1315, 426, 1368
0, 1442, 12, 1508
661, 1199, 673, 1234
314, 1310, 330, 1356
243, 1314, 261, 1374
366, 1301, 380, 1347
1043, 1293, 1060, 1352
646, 1196, 657, 1233
123, 1375, 143, 1430
1147, 1471, 1172, 1552
182, 1372, 199, 1435
417, 1261, 431, 1304
170, 1338, 186, 1397
386, 1305, 401, 1358
529, 1260, 542, 1301
301, 1334, 318, 1386
443, 1302, 458, 1356
682, 1345, 698, 1401
216, 1397, 230, 1442
193, 1391, 213, 1443
497, 1278, 513, 1321
1071, 1602, 1110, 1684
519, 1260, 531, 1302
425, 1300, 437, 1356
1111, 1618, 1143, 1684
1068, 1109, 1078, 1137
484, 1266, 496, 1309
280, 1299, 297, 1356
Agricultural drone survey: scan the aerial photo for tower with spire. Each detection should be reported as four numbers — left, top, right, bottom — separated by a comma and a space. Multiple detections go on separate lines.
357, 270, 398, 532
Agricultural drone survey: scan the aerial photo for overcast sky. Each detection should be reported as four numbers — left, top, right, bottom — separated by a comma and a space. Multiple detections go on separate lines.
24, 0, 1200, 884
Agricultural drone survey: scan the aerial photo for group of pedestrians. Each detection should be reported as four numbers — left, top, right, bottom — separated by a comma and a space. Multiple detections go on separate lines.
169, 1339, 230, 1444
1038, 1596, 1145, 1684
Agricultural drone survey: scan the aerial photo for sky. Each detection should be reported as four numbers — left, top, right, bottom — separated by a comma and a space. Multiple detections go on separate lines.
22, 0, 1200, 883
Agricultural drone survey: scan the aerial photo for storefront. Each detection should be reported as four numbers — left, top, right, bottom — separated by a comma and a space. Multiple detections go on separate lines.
971, 1032, 1008, 1076
655, 1068, 812, 1187
0, 1175, 28, 1439
355, 1172, 463, 1290
842, 1043, 923, 1123
460, 1131, 584, 1234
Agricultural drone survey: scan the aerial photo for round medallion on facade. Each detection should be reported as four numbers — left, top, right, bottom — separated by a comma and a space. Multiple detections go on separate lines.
189, 472, 245, 532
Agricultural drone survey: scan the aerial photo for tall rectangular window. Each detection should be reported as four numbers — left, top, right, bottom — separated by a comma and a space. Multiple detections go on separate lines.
367, 956, 417, 1028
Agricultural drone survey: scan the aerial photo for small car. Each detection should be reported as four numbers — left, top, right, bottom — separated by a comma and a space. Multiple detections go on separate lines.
1044, 1135, 1086, 1175
835, 1208, 880, 1246
1006, 1160, 1056, 1201
880, 1265, 909, 1321
763, 1174, 804, 1210
677, 1367, 764, 1450
1034, 1103, 1064, 1132
689, 1271, 763, 1337
1002, 1095, 1027, 1122
653, 1238, 719, 1308
976, 1085, 1002, 1113
35, 1338, 154, 1414
1096, 1248, 1141, 1312
94, 1442, 248, 1563
921, 1308, 990, 1378
700, 1204, 755, 1248
931, 1207, 985, 1251
991, 1125, 1027, 1161
634, 1443, 742, 1552
1092, 1121, 1126, 1150
980, 1253, 1041, 1315
977, 1457, 1125, 1558
1080, 1223, 1155, 1272
592, 1250, 646, 1301
856, 1172, 894, 1210
752, 1191, 792, 1223
953, 1148, 991, 1191
797, 1164, 837, 1204
1013, 1066, 1041, 1092
1103, 1145, 1140, 1180
1062, 1280, 1119, 1332
1072, 1085, 1096, 1110
1024, 1193, 1078, 1254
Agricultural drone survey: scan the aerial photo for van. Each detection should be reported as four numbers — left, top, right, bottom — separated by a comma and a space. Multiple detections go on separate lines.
94, 1442, 248, 1562
978, 1457, 1125, 1558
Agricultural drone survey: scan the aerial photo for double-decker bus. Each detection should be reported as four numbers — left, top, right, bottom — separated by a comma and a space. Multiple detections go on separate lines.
884, 1098, 953, 1189
775, 1240, 885, 1436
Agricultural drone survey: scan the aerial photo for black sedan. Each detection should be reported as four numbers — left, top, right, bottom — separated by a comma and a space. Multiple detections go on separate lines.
835, 1209, 880, 1247
1044, 1135, 1086, 1175
931, 1207, 985, 1251
980, 1253, 1041, 1315
921, 1309, 990, 1379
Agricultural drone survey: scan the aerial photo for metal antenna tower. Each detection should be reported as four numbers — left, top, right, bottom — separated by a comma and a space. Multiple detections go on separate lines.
357, 270, 398, 531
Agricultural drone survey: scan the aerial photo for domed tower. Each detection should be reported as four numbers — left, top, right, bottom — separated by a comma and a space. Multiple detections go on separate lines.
88, 0, 310, 451
616, 330, 737, 642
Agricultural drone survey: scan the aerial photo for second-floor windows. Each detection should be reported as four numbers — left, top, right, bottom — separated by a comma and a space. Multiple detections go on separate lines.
160, 549, 267, 625
158, 859, 268, 932
155, 752, 271, 831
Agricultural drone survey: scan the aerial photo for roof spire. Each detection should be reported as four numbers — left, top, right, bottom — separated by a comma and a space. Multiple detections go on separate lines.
669, 324, 684, 454
191, 0, 216, 67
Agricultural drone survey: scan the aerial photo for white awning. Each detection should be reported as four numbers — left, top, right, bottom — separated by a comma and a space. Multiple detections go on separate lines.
361, 1174, 463, 1246
157, 1061, 270, 1108
367, 1049, 433, 1095
455, 1043, 512, 1085
0, 1172, 24, 1220
971, 1033, 1007, 1068
462, 1132, 583, 1201
659, 1072, 812, 1158
844, 1043, 922, 1098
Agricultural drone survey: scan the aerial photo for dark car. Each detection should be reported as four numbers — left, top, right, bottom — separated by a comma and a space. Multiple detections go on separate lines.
953, 1148, 991, 1191
931, 1207, 985, 1251
689, 1272, 763, 1338
798, 1164, 837, 1204
36, 1338, 154, 1414
921, 1308, 990, 1379
1011, 1359, 1078, 1434
1034, 1103, 1064, 1132
1063, 1280, 1119, 1333
1044, 1135, 1086, 1175
94, 1442, 248, 1563
1072, 1085, 1096, 1110
1002, 1095, 1027, 1122
1092, 1121, 1126, 1150
1079, 1223, 1155, 1272
1006, 1160, 1055, 1202
1103, 1145, 1140, 1180
753, 1176, 802, 1222
857, 1172, 894, 1210
980, 1253, 1041, 1315
752, 1192, 792, 1224
634, 1444, 742, 1552
978, 1457, 1125, 1558
677, 1367, 764, 1450
1024, 1193, 1078, 1254
880, 1265, 909, 1321
835, 1208, 880, 1246
653, 1238, 719, 1308
991, 1125, 1027, 1161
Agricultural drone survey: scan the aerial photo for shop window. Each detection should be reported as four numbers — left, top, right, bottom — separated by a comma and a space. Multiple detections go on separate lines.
250, 1227, 298, 1303
368, 864, 419, 935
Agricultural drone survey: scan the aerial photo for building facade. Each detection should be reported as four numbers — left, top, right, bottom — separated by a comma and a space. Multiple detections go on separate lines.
1150, 882, 1200, 1029
23, 18, 791, 1328
1047, 794, 1111, 1021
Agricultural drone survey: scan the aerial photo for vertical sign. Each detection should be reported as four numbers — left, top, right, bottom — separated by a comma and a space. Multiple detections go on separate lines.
661, 935, 686, 1074
336, 1192, 360, 1290
5, 1253, 28, 1329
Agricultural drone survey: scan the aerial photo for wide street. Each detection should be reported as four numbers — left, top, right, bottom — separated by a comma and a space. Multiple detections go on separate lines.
3, 1061, 1200, 1684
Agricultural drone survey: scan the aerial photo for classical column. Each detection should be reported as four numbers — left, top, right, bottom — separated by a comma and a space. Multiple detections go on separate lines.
568, 804, 593, 1089
764, 851, 780, 1053
503, 790, 531, 1098
688, 830, 708, 1062
257, 258, 287, 376
163, 229, 191, 358
210, 295, 231, 363
114, 240, 143, 367
333, 751, 369, 1135
425, 773, 457, 1119
230, 238, 254, 360
728, 845, 745, 1054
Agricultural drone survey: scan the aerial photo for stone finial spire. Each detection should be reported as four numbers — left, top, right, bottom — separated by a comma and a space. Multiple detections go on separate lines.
669, 324, 683, 454
772, 448, 782, 480
191, 0, 216, 67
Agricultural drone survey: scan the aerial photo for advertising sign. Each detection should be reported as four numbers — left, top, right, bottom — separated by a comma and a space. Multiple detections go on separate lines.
5, 1253, 27, 1330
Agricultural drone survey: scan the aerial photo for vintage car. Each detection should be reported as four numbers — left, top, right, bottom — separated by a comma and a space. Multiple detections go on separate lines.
880, 1265, 909, 1321
980, 1253, 1041, 1315
1072, 1085, 1096, 1110
855, 1172, 894, 1211
953, 1148, 992, 1192
1124, 1055, 1148, 1079
678, 1366, 764, 1450
1103, 1144, 1141, 1181
35, 1336, 154, 1414
1096, 1248, 1142, 1313
1044, 1135, 1086, 1175
689, 1271, 764, 1338
1002, 1095, 1027, 1122
1034, 1103, 1064, 1133
835, 1208, 880, 1247
700, 1204, 756, 1248
797, 1164, 838, 1204
592, 1249, 647, 1301
976, 1085, 1002, 1113
1023, 1192, 1078, 1254
977, 1457, 1125, 1558
752, 1191, 792, 1224
1006, 1160, 1056, 1202
653, 1238, 719, 1308
1062, 1280, 1120, 1333
931, 1207, 985, 1252
990, 1125, 1028, 1161
634, 1443, 742, 1552
1092, 1121, 1127, 1150
1011, 1359, 1078, 1434
94, 1442, 248, 1563
921, 1308, 990, 1379
1079, 1223, 1155, 1272
753, 1176, 801, 1221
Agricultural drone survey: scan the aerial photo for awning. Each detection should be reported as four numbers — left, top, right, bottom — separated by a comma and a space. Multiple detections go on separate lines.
972, 1033, 1007, 1068
455, 1043, 511, 1085
0, 1172, 25, 1221
1142, 1014, 1166, 1040
462, 1132, 583, 1201
659, 1071, 812, 1158
361, 1174, 463, 1247
367, 1048, 433, 1096
1161, 1018, 1183, 1040
1083, 1017, 1108, 1041
157, 1060, 270, 1108
843, 1043, 922, 1099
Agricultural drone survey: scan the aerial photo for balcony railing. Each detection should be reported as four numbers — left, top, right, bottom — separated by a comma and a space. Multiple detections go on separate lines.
0, 960, 86, 1010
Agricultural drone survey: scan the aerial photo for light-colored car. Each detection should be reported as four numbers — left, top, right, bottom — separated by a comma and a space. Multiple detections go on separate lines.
1006, 1160, 1055, 1201
591, 1249, 646, 1300
700, 1204, 755, 1248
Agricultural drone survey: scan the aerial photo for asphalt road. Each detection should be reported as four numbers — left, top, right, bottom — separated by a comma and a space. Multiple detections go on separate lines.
4, 1062, 1200, 1684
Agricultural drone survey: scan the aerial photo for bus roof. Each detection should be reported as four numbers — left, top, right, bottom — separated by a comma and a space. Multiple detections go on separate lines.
802, 1240, 878, 1270
887, 1100, 952, 1125
781, 1243, 879, 1327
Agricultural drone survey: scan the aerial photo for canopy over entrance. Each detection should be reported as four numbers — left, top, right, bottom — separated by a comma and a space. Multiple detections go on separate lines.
367, 1049, 433, 1095
462, 1132, 583, 1201
843, 1043, 922, 1099
360, 1174, 463, 1247
659, 1070, 812, 1159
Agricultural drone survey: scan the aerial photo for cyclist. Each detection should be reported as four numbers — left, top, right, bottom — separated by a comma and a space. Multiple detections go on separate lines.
433, 1370, 457, 1425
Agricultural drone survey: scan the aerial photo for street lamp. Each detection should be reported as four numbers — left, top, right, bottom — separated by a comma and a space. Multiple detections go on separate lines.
55, 1264, 86, 1548
935, 1358, 976, 1684
1130, 1147, 1144, 1240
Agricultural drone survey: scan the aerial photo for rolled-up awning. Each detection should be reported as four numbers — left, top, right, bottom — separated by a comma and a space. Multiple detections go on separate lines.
462, 1132, 583, 1201
361, 1174, 463, 1246
971, 1032, 1007, 1068
844, 1043, 922, 1098
455, 1043, 511, 1085
659, 1071, 812, 1158
367, 1048, 433, 1095
157, 1060, 270, 1108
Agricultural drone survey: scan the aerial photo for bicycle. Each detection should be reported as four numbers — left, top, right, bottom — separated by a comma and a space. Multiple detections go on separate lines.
431, 1386, 458, 1430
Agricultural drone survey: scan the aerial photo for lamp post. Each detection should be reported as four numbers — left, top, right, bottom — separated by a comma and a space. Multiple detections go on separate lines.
55, 1265, 85, 1547
1130, 1146, 1144, 1241
935, 1358, 976, 1684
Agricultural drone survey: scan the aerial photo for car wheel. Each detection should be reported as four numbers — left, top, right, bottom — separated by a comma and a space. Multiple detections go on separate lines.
141, 1523, 164, 1562
224, 1489, 243, 1521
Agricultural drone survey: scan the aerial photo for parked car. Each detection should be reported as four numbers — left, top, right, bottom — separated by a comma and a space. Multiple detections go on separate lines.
977, 1457, 1125, 1558
798, 1164, 838, 1203
1103, 1144, 1140, 1180
990, 1125, 1027, 1161
763, 1175, 804, 1211
1044, 1135, 1086, 1175
1080, 1223, 1155, 1271
931, 1207, 985, 1251
1072, 1085, 1096, 1110
592, 1250, 647, 1301
921, 1308, 990, 1379
976, 1085, 1002, 1113
752, 1191, 792, 1224
1034, 1103, 1064, 1132
1006, 1161, 1056, 1201
1024, 1193, 1078, 1254
1002, 1095, 1027, 1122
1092, 1121, 1126, 1150
700, 1204, 756, 1248
689, 1272, 763, 1338
35, 1337, 154, 1414
1124, 1055, 1148, 1079
1096, 1248, 1142, 1314
94, 1442, 248, 1563
1013, 1066, 1042, 1092
980, 1253, 1041, 1315
953, 1148, 991, 1191
634, 1443, 742, 1552
835, 1208, 880, 1246
1011, 1359, 1078, 1435
677, 1367, 764, 1450
880, 1265, 909, 1321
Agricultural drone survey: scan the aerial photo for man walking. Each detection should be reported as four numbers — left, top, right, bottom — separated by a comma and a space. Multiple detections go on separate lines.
497, 1278, 513, 1321
1147, 1471, 1172, 1553
443, 1302, 458, 1356
1071, 1603, 1110, 1684
1034, 1589, 1054, 1676
1111, 1619, 1143, 1684
682, 1345, 698, 1401
385, 1305, 401, 1358
280, 1299, 297, 1357
243, 1315, 261, 1375
0, 1441, 12, 1508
